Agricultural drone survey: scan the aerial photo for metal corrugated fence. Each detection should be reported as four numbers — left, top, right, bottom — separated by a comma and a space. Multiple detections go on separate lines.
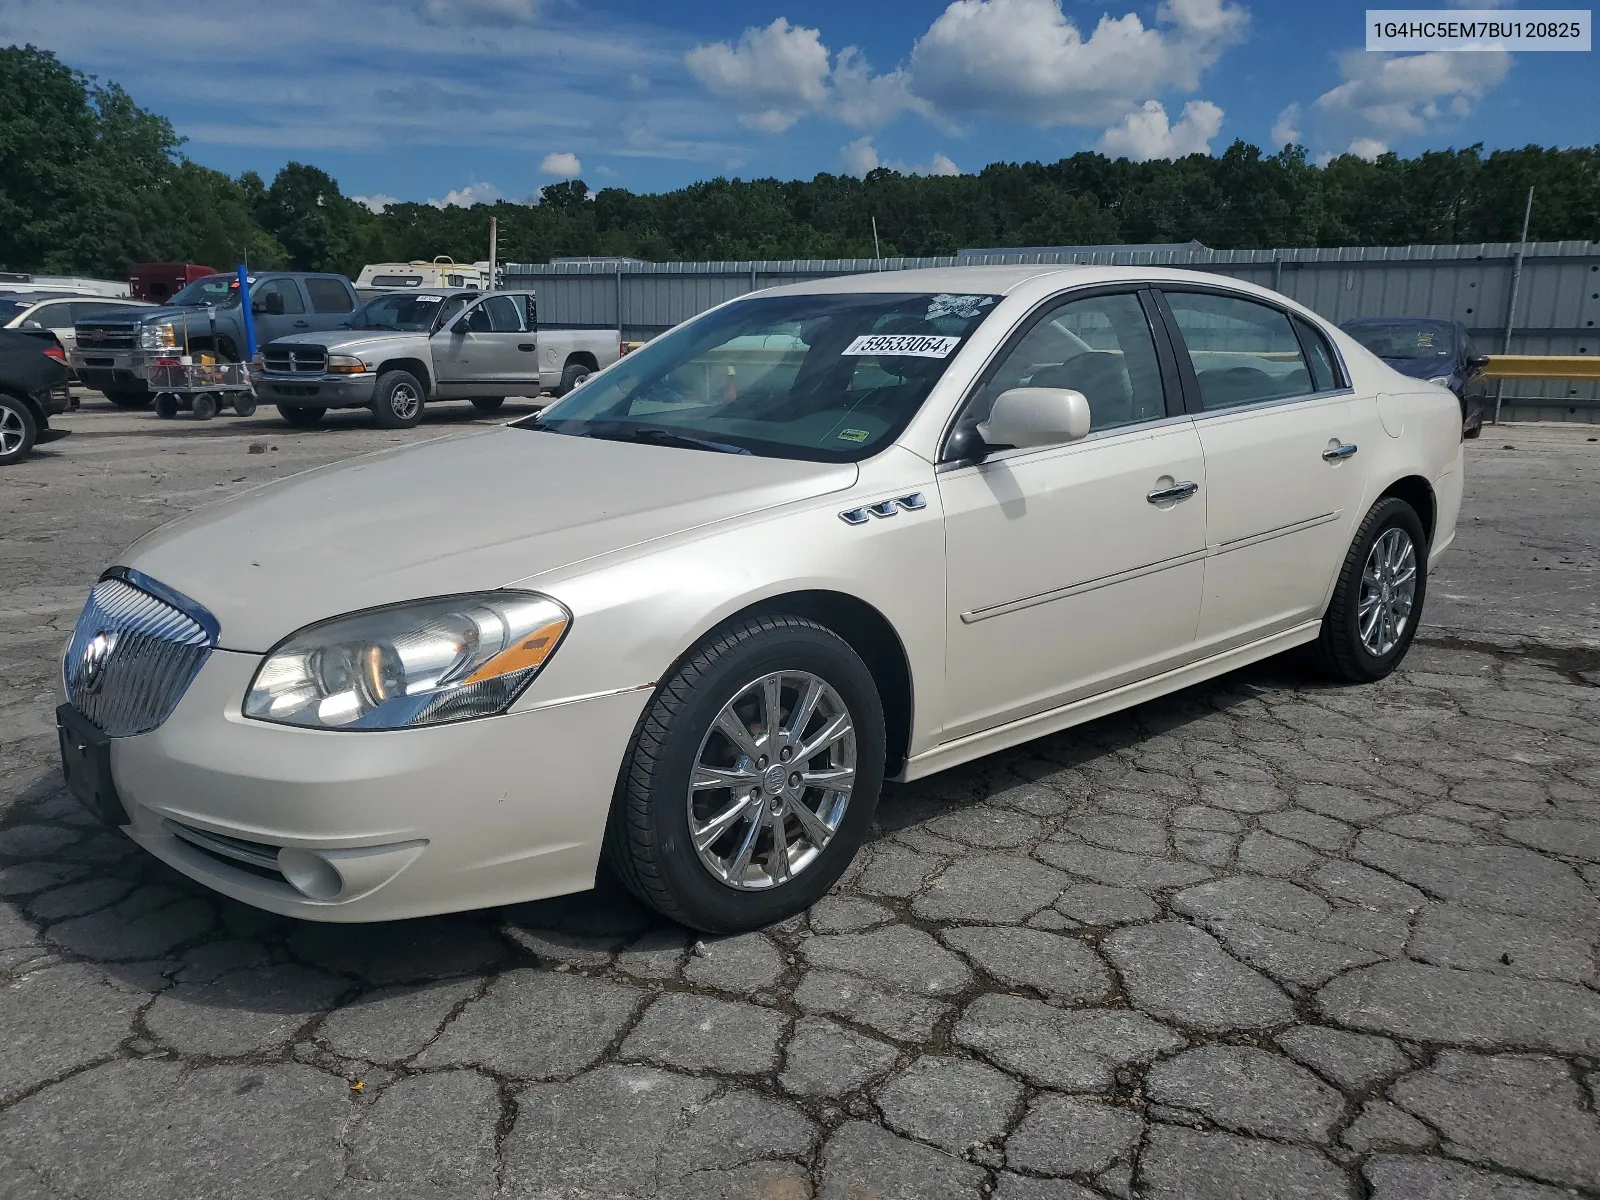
505, 241, 1600, 416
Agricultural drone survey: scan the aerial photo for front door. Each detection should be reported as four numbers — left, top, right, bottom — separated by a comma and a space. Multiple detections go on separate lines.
433, 295, 535, 393
251, 278, 309, 346
1158, 289, 1381, 653
938, 288, 1207, 741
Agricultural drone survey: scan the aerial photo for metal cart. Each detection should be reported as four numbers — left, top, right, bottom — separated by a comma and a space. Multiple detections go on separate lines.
147, 360, 257, 420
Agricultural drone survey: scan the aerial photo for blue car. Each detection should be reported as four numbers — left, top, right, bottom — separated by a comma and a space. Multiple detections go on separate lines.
1339, 317, 1489, 438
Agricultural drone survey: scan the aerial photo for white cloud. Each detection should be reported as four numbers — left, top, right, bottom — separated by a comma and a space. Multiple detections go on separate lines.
907, 0, 1247, 126
540, 151, 582, 176
1313, 49, 1511, 137
352, 192, 399, 212
1097, 98, 1224, 160
416, 0, 538, 25
1270, 103, 1301, 147
1346, 136, 1389, 160
428, 182, 503, 207
839, 138, 962, 177
685, 17, 925, 133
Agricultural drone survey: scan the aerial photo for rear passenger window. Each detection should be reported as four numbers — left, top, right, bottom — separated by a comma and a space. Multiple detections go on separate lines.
1163, 292, 1314, 410
1293, 316, 1342, 392
482, 295, 524, 332
305, 278, 354, 313
966, 291, 1168, 436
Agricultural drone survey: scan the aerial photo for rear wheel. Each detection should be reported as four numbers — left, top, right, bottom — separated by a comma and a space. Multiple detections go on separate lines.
1310, 496, 1428, 683
372, 370, 425, 429
470, 397, 505, 415
105, 390, 151, 409
277, 404, 325, 428
604, 614, 885, 933
0, 395, 38, 465
556, 362, 592, 397
232, 393, 257, 417
154, 393, 179, 419
191, 392, 218, 421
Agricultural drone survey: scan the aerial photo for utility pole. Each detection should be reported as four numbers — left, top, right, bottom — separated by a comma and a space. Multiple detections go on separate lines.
487, 216, 498, 292
871, 216, 881, 266
1492, 185, 1533, 425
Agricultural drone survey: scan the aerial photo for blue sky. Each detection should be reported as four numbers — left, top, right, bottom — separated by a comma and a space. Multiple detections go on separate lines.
1, 0, 1593, 208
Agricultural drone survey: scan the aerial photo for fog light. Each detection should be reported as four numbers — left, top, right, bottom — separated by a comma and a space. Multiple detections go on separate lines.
278, 848, 343, 900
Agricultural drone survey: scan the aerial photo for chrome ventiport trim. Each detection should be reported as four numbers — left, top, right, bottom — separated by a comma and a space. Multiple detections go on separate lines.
840, 494, 926, 525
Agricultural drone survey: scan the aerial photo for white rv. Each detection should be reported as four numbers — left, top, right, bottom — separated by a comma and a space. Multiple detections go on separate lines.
355, 257, 493, 294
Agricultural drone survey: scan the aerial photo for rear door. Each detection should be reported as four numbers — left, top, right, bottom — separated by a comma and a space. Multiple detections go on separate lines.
1156, 288, 1382, 654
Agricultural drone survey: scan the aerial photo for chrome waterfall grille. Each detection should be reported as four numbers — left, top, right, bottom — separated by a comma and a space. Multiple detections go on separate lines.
63, 571, 218, 737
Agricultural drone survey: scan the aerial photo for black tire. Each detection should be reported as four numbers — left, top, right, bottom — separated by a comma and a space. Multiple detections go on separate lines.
191, 392, 218, 421
277, 404, 325, 428
1310, 496, 1429, 683
604, 614, 885, 933
556, 362, 592, 397
470, 396, 506, 415
373, 369, 425, 429
233, 394, 257, 417
0, 394, 39, 465
154, 393, 179, 419
105, 390, 151, 409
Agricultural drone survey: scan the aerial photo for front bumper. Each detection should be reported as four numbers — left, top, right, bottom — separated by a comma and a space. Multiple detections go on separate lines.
254, 372, 377, 408
103, 649, 650, 921
71, 349, 151, 395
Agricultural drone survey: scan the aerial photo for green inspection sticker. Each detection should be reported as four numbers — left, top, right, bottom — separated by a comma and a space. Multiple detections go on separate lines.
837, 428, 870, 442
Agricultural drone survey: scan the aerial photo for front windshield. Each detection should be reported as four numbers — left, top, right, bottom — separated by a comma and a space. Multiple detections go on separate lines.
169, 275, 242, 308
522, 291, 1000, 460
343, 292, 468, 331
1343, 320, 1455, 360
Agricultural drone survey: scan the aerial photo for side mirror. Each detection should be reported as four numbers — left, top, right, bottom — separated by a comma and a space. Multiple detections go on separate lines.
21, 319, 43, 330
1466, 353, 1490, 371
452, 320, 471, 336
977, 387, 1092, 450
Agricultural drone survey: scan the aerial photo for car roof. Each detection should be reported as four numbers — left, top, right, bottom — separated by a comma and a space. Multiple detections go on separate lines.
756, 264, 1307, 300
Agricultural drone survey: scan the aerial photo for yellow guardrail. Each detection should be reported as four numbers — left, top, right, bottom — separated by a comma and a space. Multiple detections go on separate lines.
1481, 355, 1600, 381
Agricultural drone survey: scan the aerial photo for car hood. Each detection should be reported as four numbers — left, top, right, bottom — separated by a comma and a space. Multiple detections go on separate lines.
121, 428, 858, 652
270, 330, 424, 352
1381, 356, 1455, 381
79, 304, 219, 327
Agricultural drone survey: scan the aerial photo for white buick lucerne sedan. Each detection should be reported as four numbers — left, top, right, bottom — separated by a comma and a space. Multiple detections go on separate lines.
58, 267, 1463, 932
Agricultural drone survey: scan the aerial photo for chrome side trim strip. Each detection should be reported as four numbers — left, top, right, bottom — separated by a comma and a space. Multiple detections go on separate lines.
961, 549, 1206, 623
960, 511, 1341, 624
1211, 511, 1340, 555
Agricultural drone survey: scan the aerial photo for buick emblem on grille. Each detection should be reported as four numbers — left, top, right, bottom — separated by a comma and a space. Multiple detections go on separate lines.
80, 630, 118, 694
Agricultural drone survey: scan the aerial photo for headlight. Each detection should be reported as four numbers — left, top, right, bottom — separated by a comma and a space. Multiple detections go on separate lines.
326, 354, 368, 375
1426, 375, 1454, 388
138, 323, 178, 350
243, 592, 570, 730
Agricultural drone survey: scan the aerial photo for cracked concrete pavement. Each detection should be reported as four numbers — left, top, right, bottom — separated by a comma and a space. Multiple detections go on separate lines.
2, 404, 1598, 1198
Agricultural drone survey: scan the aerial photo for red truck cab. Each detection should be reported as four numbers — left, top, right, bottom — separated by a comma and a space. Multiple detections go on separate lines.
129, 263, 218, 303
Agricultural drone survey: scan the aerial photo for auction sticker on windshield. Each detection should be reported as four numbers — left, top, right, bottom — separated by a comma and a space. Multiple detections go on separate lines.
841, 334, 961, 358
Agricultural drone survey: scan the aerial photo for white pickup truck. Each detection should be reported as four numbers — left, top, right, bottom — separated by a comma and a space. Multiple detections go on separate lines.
253, 290, 621, 428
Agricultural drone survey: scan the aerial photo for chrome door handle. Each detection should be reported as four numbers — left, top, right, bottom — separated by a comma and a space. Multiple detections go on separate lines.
1147, 481, 1199, 504
1322, 443, 1358, 461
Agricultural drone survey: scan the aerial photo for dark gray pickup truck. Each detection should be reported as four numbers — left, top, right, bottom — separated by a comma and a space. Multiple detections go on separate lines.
70, 272, 359, 407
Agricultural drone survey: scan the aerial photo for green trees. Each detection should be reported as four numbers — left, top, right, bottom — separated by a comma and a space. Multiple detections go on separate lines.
2, 44, 1596, 280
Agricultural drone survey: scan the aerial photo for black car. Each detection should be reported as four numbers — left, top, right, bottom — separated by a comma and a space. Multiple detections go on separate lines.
0, 328, 72, 464
1340, 316, 1489, 438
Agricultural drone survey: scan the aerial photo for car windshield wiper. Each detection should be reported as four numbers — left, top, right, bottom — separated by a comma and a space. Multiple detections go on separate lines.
572, 423, 751, 455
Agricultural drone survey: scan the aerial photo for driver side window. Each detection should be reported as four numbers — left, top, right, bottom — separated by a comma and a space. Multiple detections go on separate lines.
255, 279, 305, 314
964, 290, 1168, 437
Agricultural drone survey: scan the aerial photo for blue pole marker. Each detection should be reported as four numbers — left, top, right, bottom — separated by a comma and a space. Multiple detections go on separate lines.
236, 264, 257, 359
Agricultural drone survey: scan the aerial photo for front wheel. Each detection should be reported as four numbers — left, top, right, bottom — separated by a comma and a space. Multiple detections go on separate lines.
154, 393, 179, 419
372, 370, 424, 429
1310, 496, 1428, 682
604, 615, 885, 933
0, 395, 39, 465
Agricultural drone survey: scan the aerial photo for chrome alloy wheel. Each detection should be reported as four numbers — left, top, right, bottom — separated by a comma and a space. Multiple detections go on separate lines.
1359, 526, 1417, 656
0, 406, 25, 456
389, 382, 421, 421
688, 670, 856, 890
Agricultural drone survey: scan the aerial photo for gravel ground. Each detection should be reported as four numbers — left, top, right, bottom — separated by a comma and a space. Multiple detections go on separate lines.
2, 400, 1598, 1199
